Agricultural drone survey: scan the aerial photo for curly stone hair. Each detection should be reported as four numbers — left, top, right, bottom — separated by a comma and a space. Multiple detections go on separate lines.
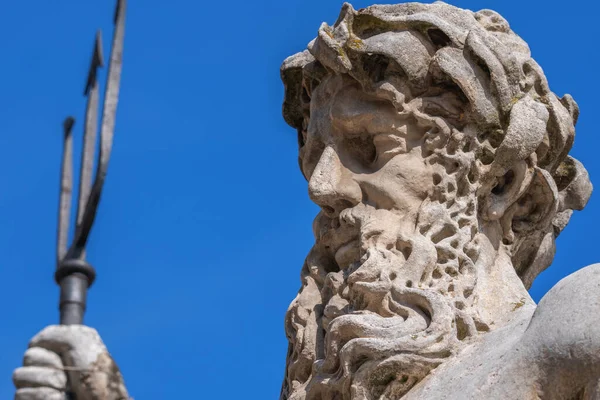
281, 1, 592, 288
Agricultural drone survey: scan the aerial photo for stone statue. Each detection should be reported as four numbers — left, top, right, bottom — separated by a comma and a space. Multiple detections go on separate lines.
12, 325, 128, 399
11, 2, 598, 400
279, 2, 597, 399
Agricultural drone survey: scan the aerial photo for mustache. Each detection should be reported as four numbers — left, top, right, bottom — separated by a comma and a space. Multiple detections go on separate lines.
313, 205, 402, 259
312, 204, 438, 284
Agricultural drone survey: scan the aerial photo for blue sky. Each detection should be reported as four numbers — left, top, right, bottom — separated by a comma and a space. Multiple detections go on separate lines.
0, 0, 598, 398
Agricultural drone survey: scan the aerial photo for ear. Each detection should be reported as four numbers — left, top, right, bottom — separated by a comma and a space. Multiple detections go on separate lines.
481, 160, 533, 222
482, 162, 559, 245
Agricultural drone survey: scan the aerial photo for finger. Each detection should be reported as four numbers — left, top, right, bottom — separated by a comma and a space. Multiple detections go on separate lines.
13, 366, 67, 391
29, 325, 106, 365
14, 387, 66, 400
23, 348, 63, 369
28, 325, 72, 354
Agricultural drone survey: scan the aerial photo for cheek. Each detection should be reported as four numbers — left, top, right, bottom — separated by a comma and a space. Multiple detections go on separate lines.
357, 150, 433, 211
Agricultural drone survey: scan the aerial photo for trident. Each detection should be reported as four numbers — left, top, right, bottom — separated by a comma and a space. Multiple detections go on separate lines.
56, 0, 126, 325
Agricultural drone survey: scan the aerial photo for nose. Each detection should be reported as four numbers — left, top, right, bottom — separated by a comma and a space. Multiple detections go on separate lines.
308, 146, 362, 217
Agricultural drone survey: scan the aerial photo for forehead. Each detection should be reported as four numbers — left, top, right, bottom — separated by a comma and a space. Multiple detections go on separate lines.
308, 75, 401, 140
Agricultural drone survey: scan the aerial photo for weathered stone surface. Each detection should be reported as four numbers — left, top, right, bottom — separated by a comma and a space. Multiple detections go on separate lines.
14, 387, 65, 400
13, 366, 67, 391
279, 2, 594, 399
403, 264, 600, 400
23, 347, 63, 369
10, 2, 596, 399
13, 325, 129, 400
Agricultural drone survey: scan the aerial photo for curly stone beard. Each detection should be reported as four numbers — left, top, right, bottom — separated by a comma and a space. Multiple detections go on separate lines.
282, 122, 490, 400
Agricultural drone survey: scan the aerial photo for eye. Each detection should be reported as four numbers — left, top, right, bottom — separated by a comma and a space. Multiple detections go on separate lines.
373, 133, 406, 165
343, 135, 377, 168
341, 131, 411, 171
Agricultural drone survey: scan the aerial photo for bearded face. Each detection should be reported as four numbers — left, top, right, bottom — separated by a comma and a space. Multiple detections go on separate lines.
280, 4, 591, 399
303, 76, 435, 280
283, 74, 485, 400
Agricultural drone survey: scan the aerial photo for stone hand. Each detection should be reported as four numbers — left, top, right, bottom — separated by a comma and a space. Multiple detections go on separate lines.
13, 325, 129, 400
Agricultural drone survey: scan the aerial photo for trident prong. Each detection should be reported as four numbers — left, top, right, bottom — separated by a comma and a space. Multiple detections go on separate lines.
75, 31, 102, 261
84, 31, 104, 96
57, 117, 75, 268
55, 0, 126, 325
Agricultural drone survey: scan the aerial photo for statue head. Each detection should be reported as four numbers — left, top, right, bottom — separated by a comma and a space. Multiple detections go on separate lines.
280, 2, 592, 399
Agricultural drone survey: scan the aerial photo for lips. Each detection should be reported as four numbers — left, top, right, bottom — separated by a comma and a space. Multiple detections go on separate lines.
334, 239, 360, 270
315, 210, 362, 269
318, 225, 360, 270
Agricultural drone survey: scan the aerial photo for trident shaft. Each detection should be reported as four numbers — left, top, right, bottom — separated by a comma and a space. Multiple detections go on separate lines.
55, 0, 126, 325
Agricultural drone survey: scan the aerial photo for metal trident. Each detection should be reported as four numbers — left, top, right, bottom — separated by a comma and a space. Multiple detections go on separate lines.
56, 0, 126, 325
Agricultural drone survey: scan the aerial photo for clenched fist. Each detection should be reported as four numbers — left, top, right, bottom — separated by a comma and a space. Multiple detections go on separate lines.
13, 325, 129, 400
